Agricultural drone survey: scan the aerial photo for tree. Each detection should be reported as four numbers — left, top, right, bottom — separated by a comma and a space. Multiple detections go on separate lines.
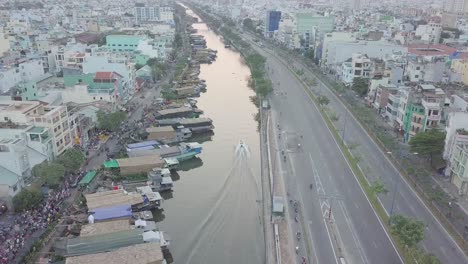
390, 214, 425, 248
352, 77, 369, 96
243, 18, 254, 31
370, 180, 388, 195
13, 188, 43, 212
147, 58, 167, 81
57, 148, 85, 172
317, 95, 330, 107
96, 110, 127, 132
305, 48, 315, 61
174, 33, 182, 48
409, 129, 445, 167
33, 162, 66, 189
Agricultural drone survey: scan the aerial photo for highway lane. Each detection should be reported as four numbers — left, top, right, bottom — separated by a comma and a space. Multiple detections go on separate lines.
256, 44, 403, 263
263, 45, 468, 263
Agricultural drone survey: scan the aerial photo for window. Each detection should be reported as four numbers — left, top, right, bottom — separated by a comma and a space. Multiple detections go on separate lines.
414, 75, 419, 78
33, 93, 36, 96
100, 97, 103, 100
416, 66, 420, 70
432, 110, 439, 116
93, 97, 96, 100
12, 184, 17, 192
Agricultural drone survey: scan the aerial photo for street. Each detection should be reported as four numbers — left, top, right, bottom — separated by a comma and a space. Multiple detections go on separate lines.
249, 43, 403, 263
242, 33, 468, 263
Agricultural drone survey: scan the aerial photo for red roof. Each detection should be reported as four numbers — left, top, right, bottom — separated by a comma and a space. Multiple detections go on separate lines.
407, 44, 457, 56
94, 72, 113, 79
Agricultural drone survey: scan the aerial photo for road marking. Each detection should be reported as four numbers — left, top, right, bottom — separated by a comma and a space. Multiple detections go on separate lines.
339, 201, 369, 264
269, 52, 405, 263
303, 61, 468, 260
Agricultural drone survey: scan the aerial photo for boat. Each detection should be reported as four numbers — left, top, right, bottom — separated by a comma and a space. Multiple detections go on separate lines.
175, 151, 198, 162
164, 157, 180, 170
148, 168, 174, 192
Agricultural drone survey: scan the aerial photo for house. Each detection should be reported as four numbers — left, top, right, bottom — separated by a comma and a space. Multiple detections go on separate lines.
448, 141, 468, 195
340, 53, 372, 85
0, 58, 45, 94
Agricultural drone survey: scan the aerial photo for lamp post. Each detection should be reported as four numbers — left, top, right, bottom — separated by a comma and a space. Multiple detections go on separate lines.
387, 150, 418, 224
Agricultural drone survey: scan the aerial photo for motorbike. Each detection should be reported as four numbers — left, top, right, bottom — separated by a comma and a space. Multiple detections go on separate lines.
296, 232, 301, 241
295, 246, 299, 254
294, 215, 298, 222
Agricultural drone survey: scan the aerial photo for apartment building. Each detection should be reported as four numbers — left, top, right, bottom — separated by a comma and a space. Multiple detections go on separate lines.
0, 58, 45, 93
341, 53, 372, 84
449, 142, 468, 195
0, 100, 77, 157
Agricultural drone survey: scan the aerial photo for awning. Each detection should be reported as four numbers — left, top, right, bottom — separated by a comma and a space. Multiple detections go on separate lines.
79, 170, 97, 185
103, 160, 119, 168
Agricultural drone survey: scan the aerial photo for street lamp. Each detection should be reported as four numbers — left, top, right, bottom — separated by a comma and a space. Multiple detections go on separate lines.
387, 151, 418, 224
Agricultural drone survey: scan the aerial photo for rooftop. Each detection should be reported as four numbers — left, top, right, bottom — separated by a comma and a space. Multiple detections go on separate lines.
0, 166, 20, 186
146, 126, 175, 133
80, 219, 131, 237
65, 243, 163, 264
407, 44, 457, 56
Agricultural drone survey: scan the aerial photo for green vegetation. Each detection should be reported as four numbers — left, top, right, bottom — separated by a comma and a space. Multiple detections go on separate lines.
96, 110, 127, 132
147, 58, 167, 81
317, 95, 330, 107
13, 188, 43, 212
242, 18, 255, 31
33, 162, 66, 189
135, 63, 144, 70
352, 77, 368, 96
162, 88, 177, 100
57, 148, 85, 172
370, 180, 389, 195
390, 214, 425, 248
409, 129, 446, 167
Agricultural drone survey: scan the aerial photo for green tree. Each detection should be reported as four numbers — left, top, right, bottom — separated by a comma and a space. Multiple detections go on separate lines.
13, 188, 43, 212
390, 214, 425, 248
243, 18, 254, 31
370, 180, 388, 195
317, 95, 330, 107
174, 33, 183, 48
147, 58, 167, 81
409, 129, 445, 167
96, 110, 127, 132
57, 148, 85, 172
352, 77, 369, 96
33, 162, 66, 188
305, 48, 315, 61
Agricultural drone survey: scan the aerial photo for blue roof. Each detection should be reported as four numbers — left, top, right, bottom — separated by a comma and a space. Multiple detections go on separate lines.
91, 204, 133, 221
127, 140, 159, 149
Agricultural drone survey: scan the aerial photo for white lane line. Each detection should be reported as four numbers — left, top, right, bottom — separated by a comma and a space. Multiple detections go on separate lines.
339, 201, 369, 264
306, 63, 468, 260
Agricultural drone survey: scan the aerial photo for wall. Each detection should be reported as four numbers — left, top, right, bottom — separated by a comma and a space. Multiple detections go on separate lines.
106, 35, 144, 52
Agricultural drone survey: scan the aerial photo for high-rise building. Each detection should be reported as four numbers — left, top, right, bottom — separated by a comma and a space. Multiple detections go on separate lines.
352, 0, 361, 10
444, 0, 468, 13
265, 11, 282, 37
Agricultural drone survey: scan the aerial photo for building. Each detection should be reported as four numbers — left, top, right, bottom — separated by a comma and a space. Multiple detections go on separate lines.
448, 141, 468, 195
321, 41, 406, 74
0, 100, 77, 157
106, 35, 145, 52
444, 0, 468, 13
340, 53, 372, 84
451, 59, 468, 85
415, 23, 443, 44
295, 13, 334, 49
265, 11, 282, 37
0, 58, 45, 93
401, 85, 445, 142
444, 95, 468, 161
134, 4, 173, 24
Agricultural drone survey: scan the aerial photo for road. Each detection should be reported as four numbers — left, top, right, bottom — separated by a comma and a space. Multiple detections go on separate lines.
244, 42, 403, 263
243, 34, 468, 263
264, 44, 468, 264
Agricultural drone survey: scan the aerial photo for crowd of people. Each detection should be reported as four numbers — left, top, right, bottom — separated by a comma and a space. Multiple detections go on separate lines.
0, 178, 75, 264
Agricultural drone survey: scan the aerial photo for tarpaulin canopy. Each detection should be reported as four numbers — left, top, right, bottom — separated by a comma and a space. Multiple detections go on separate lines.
91, 204, 132, 221
103, 160, 119, 168
78, 171, 97, 186
127, 140, 159, 149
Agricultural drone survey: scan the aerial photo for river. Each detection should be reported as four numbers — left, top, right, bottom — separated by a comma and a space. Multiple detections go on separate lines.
158, 9, 265, 264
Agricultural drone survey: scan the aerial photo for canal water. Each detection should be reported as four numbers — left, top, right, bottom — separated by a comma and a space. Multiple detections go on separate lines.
158, 10, 265, 264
